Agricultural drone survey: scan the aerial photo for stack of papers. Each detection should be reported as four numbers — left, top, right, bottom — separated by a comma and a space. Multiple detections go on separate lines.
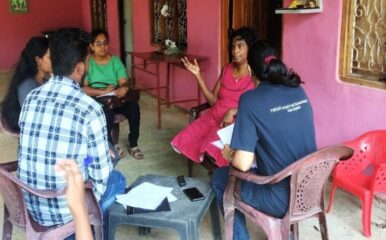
116, 182, 176, 210
211, 123, 234, 149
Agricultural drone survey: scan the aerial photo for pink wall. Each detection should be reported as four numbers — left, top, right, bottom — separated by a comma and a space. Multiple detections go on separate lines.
282, 0, 386, 147
0, 0, 86, 70
131, 0, 221, 108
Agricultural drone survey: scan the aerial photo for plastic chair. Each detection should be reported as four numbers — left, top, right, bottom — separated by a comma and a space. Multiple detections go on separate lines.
223, 145, 353, 240
0, 161, 103, 240
186, 102, 219, 177
327, 130, 386, 237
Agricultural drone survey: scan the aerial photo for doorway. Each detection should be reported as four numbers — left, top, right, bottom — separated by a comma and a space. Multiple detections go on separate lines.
221, 0, 282, 66
118, 0, 134, 77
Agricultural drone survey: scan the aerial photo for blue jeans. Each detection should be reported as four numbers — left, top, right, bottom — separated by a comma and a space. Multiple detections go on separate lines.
65, 170, 126, 240
212, 167, 289, 240
99, 170, 126, 215
100, 170, 126, 238
212, 167, 249, 240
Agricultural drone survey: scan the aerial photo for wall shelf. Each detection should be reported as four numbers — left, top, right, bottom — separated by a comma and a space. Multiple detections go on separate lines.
275, 0, 323, 14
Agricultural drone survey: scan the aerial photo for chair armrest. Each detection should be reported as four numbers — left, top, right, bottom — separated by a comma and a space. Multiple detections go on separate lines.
229, 167, 277, 184
0, 161, 18, 172
189, 102, 211, 122
230, 145, 354, 185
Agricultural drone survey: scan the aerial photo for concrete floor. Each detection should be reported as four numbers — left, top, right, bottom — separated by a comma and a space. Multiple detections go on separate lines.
0, 71, 385, 239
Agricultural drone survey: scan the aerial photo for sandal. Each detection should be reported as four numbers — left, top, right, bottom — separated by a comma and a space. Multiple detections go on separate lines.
110, 145, 127, 159
116, 146, 127, 159
128, 147, 144, 160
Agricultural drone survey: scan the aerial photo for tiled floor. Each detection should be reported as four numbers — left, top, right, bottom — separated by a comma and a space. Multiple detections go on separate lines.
0, 74, 385, 239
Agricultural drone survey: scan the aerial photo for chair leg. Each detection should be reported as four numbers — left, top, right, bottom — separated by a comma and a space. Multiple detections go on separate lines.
318, 212, 329, 240
93, 224, 103, 240
187, 158, 193, 177
326, 184, 337, 213
362, 196, 372, 238
2, 207, 12, 240
291, 223, 299, 240
111, 123, 120, 145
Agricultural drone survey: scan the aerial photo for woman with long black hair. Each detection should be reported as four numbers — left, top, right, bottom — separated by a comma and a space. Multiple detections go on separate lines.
1, 36, 51, 133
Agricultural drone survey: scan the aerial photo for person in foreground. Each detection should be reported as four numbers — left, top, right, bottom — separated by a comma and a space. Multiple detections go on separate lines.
171, 27, 257, 167
17, 28, 125, 229
212, 40, 316, 240
55, 159, 93, 240
83, 29, 143, 159
1, 36, 51, 133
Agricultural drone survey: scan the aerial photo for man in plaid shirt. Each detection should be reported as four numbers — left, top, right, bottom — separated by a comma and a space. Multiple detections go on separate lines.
17, 28, 125, 227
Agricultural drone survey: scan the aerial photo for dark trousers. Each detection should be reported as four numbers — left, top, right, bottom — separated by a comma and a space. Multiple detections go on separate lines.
103, 101, 140, 147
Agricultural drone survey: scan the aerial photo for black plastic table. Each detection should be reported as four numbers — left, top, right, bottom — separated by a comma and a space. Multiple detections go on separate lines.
107, 174, 221, 240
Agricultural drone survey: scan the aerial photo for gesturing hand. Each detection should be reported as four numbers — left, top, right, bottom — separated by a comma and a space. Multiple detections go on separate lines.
181, 57, 200, 76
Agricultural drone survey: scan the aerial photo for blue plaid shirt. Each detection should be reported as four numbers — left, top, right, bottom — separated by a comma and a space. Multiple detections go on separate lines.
17, 76, 113, 226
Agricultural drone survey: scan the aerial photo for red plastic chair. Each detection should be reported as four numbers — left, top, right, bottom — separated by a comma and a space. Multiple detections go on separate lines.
327, 130, 386, 237
224, 145, 353, 240
0, 161, 103, 240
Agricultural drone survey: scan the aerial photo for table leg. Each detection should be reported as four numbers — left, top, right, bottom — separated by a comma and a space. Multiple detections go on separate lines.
107, 221, 117, 240
181, 220, 199, 240
156, 63, 161, 129
210, 198, 222, 240
166, 62, 171, 107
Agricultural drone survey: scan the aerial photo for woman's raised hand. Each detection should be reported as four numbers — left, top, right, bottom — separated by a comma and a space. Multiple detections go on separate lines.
181, 57, 200, 76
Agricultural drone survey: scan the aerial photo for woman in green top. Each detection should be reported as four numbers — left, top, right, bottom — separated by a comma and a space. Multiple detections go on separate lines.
83, 29, 143, 159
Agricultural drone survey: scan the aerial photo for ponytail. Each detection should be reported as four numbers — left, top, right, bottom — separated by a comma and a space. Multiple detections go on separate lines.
265, 59, 302, 87
248, 40, 303, 88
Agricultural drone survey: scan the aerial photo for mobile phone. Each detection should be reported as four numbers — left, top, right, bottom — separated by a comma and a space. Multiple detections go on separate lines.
183, 187, 205, 202
176, 175, 186, 187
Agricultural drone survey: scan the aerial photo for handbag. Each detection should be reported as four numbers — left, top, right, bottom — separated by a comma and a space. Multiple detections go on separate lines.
96, 87, 140, 110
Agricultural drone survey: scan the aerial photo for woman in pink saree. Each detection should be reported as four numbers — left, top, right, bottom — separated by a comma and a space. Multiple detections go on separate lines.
171, 27, 257, 167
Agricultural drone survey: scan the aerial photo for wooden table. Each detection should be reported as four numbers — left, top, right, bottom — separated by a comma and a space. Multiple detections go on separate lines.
127, 51, 208, 129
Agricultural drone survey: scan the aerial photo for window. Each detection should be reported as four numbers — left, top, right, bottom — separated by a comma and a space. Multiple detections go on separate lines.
91, 0, 108, 31
340, 0, 385, 89
151, 0, 187, 48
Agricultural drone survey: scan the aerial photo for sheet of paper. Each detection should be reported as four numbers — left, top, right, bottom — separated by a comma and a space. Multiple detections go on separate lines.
96, 91, 115, 98
167, 193, 177, 202
217, 123, 234, 145
115, 182, 173, 210
211, 140, 224, 149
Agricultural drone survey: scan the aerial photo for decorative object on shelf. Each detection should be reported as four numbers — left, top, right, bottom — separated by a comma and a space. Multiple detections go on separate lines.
288, 0, 319, 9
275, 0, 323, 14
9, 0, 28, 14
160, 39, 182, 55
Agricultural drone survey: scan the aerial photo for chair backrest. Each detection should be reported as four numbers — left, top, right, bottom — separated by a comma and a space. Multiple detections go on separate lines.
0, 164, 27, 228
339, 130, 386, 174
287, 146, 353, 222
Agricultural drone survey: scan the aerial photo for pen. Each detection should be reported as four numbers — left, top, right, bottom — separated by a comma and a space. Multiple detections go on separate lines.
83, 155, 93, 167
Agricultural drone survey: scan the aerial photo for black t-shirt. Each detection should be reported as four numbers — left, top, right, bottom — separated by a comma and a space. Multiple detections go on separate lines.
230, 81, 316, 217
